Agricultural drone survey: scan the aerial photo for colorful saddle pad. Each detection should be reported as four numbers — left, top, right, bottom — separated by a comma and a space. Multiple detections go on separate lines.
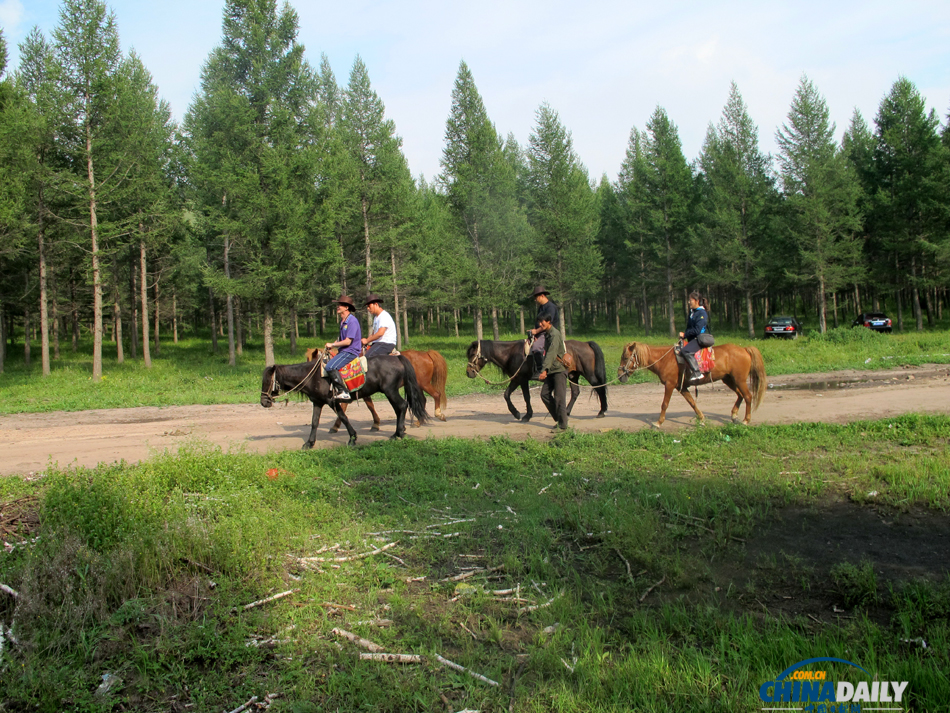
698, 347, 715, 373
339, 356, 367, 392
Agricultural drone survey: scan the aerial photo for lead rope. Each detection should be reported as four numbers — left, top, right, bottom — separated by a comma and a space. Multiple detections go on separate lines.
468, 340, 533, 387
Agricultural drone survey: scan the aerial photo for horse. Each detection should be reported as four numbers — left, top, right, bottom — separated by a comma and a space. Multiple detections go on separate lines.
465, 339, 608, 421
617, 341, 766, 427
305, 347, 448, 431
260, 353, 428, 447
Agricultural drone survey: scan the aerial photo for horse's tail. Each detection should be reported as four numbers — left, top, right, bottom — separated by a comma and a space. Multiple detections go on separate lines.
588, 340, 608, 408
746, 346, 767, 412
399, 355, 429, 425
428, 350, 449, 411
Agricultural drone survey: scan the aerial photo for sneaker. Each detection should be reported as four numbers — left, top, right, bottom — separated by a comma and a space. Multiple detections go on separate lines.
335, 390, 352, 401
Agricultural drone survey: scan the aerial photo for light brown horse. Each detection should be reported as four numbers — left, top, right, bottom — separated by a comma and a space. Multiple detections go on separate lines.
305, 347, 448, 431
617, 341, 766, 427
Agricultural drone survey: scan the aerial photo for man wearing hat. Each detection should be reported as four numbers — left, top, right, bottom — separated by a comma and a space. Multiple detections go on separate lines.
537, 313, 569, 431
362, 294, 398, 358
528, 286, 559, 379
324, 295, 363, 400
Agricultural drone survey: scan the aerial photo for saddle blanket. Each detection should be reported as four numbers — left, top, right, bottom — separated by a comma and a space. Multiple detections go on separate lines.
339, 356, 368, 392
698, 347, 715, 373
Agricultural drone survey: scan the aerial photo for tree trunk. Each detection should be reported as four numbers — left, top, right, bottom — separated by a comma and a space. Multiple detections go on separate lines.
23, 306, 31, 367
236, 299, 243, 356
290, 307, 298, 355
87, 119, 103, 382
745, 289, 755, 339
113, 263, 123, 364
39, 195, 50, 376
402, 308, 410, 348
140, 239, 152, 368
362, 195, 372, 292
491, 307, 499, 341
172, 292, 178, 343
910, 255, 923, 331
129, 262, 137, 359
390, 246, 403, 349
209, 287, 219, 355
153, 281, 161, 356
264, 303, 275, 367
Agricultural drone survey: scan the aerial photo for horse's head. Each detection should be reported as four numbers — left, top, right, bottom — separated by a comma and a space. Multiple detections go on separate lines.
305, 346, 334, 362
465, 340, 487, 379
617, 342, 640, 384
260, 365, 280, 407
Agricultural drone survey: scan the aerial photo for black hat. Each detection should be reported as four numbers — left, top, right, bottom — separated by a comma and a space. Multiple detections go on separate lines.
531, 285, 550, 298
364, 293, 384, 306
335, 295, 357, 311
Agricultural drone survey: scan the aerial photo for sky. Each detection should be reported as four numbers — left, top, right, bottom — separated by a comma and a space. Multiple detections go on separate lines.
3, 0, 950, 184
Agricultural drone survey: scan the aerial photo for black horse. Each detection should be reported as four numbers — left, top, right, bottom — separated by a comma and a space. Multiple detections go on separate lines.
465, 339, 608, 421
260, 355, 428, 447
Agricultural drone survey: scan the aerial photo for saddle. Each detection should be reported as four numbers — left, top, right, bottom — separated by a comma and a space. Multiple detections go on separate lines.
338, 356, 368, 392
676, 347, 715, 374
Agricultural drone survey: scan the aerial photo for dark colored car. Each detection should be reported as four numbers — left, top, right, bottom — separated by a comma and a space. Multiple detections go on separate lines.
852, 312, 892, 333
764, 315, 802, 339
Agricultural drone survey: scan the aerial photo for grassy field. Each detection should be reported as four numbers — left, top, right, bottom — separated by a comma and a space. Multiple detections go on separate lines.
1, 415, 949, 711
1, 324, 949, 415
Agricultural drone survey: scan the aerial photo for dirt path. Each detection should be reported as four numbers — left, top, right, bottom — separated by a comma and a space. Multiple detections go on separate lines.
2, 364, 949, 477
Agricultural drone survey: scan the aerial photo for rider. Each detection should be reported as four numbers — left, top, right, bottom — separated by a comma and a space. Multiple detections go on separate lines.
537, 314, 569, 431
362, 294, 398, 357
324, 295, 363, 400
528, 286, 559, 380
679, 291, 711, 384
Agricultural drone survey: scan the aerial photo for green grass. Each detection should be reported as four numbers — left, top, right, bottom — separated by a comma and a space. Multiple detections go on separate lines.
1, 325, 949, 414
1, 415, 949, 711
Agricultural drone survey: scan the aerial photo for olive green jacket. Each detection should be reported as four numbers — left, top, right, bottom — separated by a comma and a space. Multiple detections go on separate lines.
540, 326, 567, 374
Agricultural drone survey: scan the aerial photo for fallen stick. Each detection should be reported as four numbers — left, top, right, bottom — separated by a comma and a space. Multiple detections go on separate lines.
359, 652, 423, 663
518, 591, 562, 614
354, 618, 394, 627
225, 695, 258, 713
323, 601, 358, 611
435, 653, 499, 687
301, 541, 398, 563
0, 583, 20, 599
613, 548, 634, 585
440, 565, 504, 583
332, 628, 384, 652
241, 589, 297, 611
639, 576, 665, 603
427, 518, 474, 528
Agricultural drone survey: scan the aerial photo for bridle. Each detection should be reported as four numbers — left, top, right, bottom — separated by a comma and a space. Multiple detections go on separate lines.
619, 344, 676, 378
261, 355, 325, 405
466, 341, 488, 376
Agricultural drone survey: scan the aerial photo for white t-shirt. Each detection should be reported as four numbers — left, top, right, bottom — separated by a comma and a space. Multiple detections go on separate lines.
372, 310, 398, 345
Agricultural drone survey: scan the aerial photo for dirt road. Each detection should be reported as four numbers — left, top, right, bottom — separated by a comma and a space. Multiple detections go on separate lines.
2, 364, 949, 477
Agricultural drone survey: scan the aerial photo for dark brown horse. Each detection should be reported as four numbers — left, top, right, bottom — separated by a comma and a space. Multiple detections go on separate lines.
260, 355, 428, 447
466, 339, 608, 421
617, 341, 766, 427
305, 347, 448, 431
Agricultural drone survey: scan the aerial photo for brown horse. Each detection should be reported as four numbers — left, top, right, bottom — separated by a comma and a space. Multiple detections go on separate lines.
305, 347, 448, 431
617, 341, 766, 427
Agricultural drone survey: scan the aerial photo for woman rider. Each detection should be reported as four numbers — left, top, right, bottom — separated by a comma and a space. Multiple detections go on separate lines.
324, 295, 363, 400
678, 291, 712, 384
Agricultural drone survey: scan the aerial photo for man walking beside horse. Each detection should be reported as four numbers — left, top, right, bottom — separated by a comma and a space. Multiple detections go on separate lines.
537, 314, 569, 431
528, 285, 559, 380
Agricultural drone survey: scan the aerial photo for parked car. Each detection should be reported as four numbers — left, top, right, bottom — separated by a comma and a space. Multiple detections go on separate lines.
852, 312, 892, 333
764, 315, 802, 339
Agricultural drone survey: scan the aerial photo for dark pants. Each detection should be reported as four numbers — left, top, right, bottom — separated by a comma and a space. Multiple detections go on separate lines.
530, 333, 546, 375
540, 371, 568, 429
680, 339, 701, 377
367, 342, 395, 358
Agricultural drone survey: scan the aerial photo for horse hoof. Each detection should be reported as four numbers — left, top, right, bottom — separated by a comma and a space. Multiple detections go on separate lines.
520, 415, 532, 423
390, 433, 404, 440
370, 425, 380, 432
696, 420, 706, 427
328, 427, 339, 434
731, 417, 739, 425
301, 442, 314, 450
438, 414, 447, 422
596, 412, 606, 419
347, 437, 357, 447
651, 421, 662, 429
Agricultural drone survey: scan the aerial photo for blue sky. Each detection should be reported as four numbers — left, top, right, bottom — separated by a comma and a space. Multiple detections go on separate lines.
3, 0, 949, 183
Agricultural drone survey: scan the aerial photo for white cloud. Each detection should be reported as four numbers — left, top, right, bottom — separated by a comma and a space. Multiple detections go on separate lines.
0, 0, 24, 34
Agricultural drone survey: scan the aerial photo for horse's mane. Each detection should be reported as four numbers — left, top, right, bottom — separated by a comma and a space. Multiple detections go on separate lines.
632, 342, 655, 367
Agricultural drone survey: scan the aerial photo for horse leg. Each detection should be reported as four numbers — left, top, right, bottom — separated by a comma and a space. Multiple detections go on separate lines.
415, 389, 432, 427
331, 402, 358, 446
678, 387, 706, 426
654, 383, 678, 428
720, 375, 743, 424
304, 402, 323, 449
566, 373, 580, 416
520, 377, 534, 422
329, 401, 346, 433
425, 386, 445, 422
389, 389, 409, 439
729, 373, 755, 425
364, 396, 382, 431
504, 380, 522, 421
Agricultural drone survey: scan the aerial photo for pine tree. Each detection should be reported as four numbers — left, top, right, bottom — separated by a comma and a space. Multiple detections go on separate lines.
642, 107, 694, 338
776, 75, 862, 333
616, 127, 655, 335
439, 61, 529, 339
696, 82, 774, 337
871, 77, 949, 330
526, 102, 601, 334
185, 0, 318, 366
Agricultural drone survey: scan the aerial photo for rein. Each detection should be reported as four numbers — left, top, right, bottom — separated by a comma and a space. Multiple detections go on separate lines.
468, 340, 532, 387
264, 357, 324, 403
